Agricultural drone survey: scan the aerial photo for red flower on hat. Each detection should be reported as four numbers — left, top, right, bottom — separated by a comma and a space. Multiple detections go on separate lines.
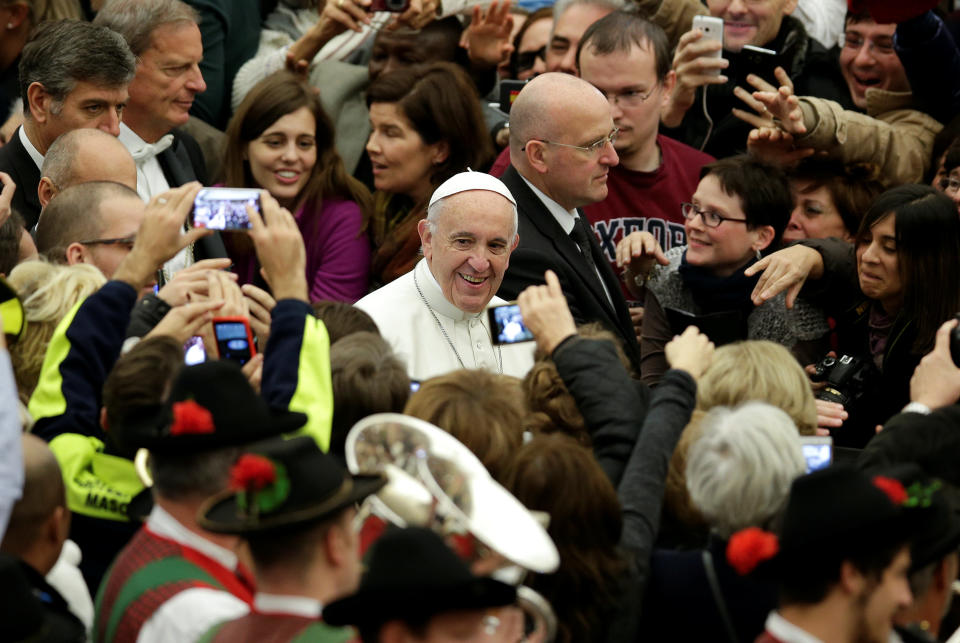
727, 527, 779, 576
230, 454, 277, 492
873, 476, 908, 506
170, 400, 215, 436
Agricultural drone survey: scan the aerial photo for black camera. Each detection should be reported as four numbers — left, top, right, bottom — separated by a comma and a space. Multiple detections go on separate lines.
811, 354, 877, 408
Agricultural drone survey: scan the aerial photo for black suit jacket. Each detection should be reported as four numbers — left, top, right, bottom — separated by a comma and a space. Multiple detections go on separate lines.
157, 129, 227, 261
498, 165, 642, 372
0, 127, 42, 229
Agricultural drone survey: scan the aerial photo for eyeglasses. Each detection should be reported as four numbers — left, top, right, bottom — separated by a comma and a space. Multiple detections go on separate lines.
681, 202, 749, 228
524, 128, 619, 155
842, 34, 895, 57
78, 234, 137, 248
940, 177, 960, 194
516, 46, 546, 73
596, 85, 659, 108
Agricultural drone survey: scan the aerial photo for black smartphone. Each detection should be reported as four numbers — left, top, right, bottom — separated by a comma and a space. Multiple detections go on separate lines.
487, 303, 534, 345
370, 0, 409, 11
191, 187, 261, 231
499, 79, 527, 114
741, 44, 779, 82
212, 317, 257, 365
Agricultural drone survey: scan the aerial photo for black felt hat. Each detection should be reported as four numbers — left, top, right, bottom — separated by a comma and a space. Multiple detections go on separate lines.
728, 466, 918, 577
323, 527, 517, 627
114, 361, 306, 454
875, 464, 960, 571
198, 435, 386, 533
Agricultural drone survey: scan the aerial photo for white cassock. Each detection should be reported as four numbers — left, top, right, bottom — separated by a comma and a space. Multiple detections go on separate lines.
355, 259, 535, 382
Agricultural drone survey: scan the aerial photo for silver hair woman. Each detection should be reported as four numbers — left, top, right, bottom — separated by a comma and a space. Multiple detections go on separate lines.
686, 401, 806, 539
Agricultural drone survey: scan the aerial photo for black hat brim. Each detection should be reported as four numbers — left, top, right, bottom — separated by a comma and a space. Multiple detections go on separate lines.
122, 406, 308, 454
323, 577, 517, 627
198, 473, 386, 534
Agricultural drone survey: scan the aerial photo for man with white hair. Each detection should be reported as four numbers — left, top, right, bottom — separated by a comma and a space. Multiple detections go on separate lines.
356, 172, 534, 380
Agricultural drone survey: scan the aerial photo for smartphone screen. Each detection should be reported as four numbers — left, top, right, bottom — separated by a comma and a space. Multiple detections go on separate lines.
183, 335, 206, 366
488, 303, 534, 345
191, 187, 261, 231
214, 319, 255, 365
799, 437, 833, 473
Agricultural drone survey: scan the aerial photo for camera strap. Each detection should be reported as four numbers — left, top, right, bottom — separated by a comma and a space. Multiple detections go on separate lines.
702, 549, 740, 643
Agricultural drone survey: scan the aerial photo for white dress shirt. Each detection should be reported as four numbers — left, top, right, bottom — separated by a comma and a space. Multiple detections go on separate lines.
136, 505, 250, 643
764, 611, 826, 643
254, 593, 323, 618
355, 259, 535, 381
118, 123, 191, 277
18, 125, 44, 170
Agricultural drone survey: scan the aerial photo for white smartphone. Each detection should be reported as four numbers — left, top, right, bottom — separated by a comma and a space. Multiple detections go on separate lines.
692, 15, 724, 76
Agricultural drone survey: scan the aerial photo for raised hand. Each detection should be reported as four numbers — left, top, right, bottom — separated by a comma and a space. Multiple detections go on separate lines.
743, 244, 824, 308
464, 0, 515, 68
662, 28, 729, 127
246, 191, 308, 303
664, 325, 714, 380
517, 269, 577, 355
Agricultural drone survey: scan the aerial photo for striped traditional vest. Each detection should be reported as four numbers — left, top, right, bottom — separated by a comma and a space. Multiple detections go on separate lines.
93, 527, 254, 643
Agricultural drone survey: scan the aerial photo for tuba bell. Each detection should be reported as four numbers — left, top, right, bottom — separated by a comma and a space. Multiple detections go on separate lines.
346, 413, 559, 641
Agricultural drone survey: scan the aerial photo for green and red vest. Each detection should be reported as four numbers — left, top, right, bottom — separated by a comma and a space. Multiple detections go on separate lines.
93, 526, 254, 643
199, 612, 357, 643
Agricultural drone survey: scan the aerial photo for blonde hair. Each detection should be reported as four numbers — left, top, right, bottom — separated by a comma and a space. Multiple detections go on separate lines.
663, 341, 816, 542
8, 261, 106, 402
696, 340, 817, 435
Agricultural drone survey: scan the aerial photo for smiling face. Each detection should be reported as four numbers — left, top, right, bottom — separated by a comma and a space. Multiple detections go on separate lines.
578, 43, 668, 171
685, 174, 772, 276
706, 0, 797, 52
855, 213, 903, 314
125, 21, 206, 142
367, 102, 446, 204
516, 16, 552, 80
420, 190, 519, 314
783, 179, 851, 242
840, 19, 910, 109
245, 107, 318, 209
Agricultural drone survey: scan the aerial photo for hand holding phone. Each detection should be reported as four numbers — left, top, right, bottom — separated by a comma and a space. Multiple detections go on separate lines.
191, 187, 262, 231
488, 303, 535, 345
212, 317, 257, 365
691, 15, 724, 77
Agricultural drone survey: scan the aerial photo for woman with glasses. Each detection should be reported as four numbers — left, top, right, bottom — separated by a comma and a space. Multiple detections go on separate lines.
223, 71, 373, 303
618, 155, 829, 387
365, 62, 494, 286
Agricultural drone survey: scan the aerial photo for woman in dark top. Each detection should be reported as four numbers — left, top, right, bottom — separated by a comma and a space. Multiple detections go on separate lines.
750, 184, 960, 446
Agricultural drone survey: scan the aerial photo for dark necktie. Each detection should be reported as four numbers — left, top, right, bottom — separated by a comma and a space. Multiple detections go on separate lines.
569, 215, 598, 274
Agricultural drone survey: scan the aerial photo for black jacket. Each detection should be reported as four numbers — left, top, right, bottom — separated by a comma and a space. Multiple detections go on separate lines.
0, 127, 42, 228
498, 166, 643, 373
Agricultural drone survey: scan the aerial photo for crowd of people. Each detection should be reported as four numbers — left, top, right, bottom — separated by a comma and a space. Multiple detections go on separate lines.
1, 0, 960, 641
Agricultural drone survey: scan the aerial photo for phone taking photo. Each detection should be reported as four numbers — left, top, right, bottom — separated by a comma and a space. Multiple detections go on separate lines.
191, 187, 261, 231
799, 436, 833, 474
183, 335, 207, 366
212, 317, 257, 365
692, 15, 724, 76
488, 303, 534, 345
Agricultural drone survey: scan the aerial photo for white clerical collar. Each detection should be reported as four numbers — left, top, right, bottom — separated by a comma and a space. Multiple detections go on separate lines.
18, 126, 44, 171
764, 611, 826, 643
145, 505, 238, 571
254, 593, 323, 618
415, 258, 484, 323
519, 175, 577, 234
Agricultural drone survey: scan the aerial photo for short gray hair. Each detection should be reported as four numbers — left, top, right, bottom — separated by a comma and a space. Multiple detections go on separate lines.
425, 191, 519, 238
150, 447, 241, 501
94, 0, 199, 56
686, 402, 806, 539
552, 0, 627, 29
18, 19, 135, 112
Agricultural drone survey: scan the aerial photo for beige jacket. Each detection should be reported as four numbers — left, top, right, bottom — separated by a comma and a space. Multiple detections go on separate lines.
796, 89, 942, 186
